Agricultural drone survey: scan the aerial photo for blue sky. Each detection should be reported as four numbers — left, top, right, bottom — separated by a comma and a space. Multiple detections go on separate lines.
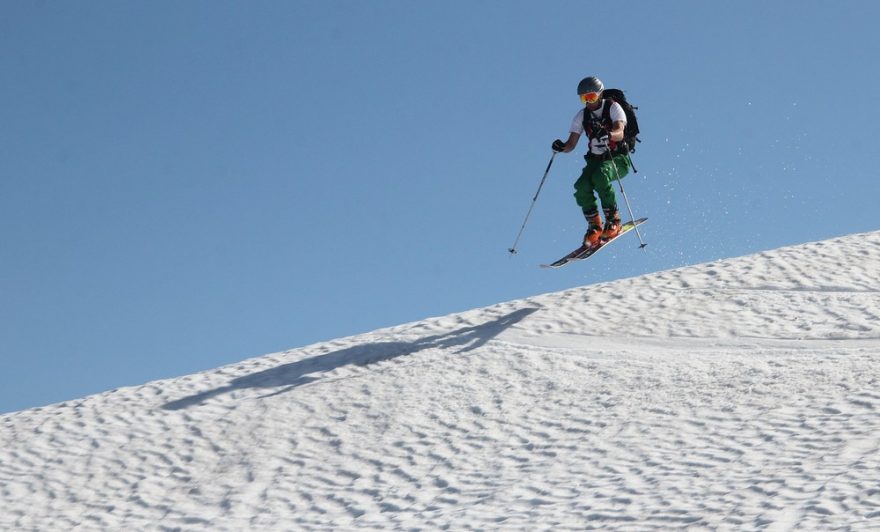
2, 1, 879, 414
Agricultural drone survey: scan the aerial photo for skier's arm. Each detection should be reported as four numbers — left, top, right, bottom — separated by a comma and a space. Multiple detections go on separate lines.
609, 120, 626, 142
559, 132, 580, 153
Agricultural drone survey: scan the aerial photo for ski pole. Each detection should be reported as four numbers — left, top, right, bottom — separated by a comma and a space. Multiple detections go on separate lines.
605, 141, 647, 249
508, 152, 556, 255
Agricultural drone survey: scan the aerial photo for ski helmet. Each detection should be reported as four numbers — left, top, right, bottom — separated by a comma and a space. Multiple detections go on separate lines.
577, 76, 604, 95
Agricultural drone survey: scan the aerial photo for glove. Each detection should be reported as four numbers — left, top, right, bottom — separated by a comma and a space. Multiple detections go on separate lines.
551, 139, 566, 152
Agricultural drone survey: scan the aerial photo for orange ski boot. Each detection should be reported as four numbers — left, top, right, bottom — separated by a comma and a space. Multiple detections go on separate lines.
583, 212, 603, 247
602, 208, 622, 241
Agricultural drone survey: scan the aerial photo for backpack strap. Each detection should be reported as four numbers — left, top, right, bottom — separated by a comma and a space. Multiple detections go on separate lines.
601, 99, 612, 126
581, 105, 591, 137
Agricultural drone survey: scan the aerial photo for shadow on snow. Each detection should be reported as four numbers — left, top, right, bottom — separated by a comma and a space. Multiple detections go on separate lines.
162, 307, 538, 410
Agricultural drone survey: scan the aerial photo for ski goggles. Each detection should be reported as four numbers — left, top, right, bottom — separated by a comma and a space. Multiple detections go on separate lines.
580, 91, 601, 105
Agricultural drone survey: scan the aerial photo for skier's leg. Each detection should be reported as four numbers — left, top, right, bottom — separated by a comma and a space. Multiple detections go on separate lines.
573, 160, 599, 215
595, 155, 630, 213
574, 159, 604, 246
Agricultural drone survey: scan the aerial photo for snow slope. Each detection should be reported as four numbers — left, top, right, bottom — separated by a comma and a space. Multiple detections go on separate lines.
2, 232, 880, 530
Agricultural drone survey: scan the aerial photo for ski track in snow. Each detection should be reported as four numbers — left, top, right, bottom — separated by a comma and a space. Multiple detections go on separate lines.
2, 231, 880, 530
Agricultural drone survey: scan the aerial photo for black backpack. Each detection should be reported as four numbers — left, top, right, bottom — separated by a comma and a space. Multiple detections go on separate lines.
582, 88, 641, 157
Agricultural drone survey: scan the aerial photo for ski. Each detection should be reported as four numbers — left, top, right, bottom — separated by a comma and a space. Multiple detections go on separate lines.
540, 218, 647, 269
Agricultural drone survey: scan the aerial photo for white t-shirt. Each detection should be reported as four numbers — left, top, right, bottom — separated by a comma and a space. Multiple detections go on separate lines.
570, 100, 627, 155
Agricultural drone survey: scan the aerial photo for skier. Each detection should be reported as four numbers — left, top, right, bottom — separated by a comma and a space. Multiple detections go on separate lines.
552, 76, 631, 248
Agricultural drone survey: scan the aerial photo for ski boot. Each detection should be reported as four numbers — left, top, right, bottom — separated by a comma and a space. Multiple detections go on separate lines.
583, 212, 603, 247
602, 208, 622, 241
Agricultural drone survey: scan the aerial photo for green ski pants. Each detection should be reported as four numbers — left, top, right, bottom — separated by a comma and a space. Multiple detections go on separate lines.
573, 154, 630, 215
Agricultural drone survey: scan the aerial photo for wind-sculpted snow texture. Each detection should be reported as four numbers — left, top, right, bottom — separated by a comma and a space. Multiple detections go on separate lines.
2, 232, 880, 530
